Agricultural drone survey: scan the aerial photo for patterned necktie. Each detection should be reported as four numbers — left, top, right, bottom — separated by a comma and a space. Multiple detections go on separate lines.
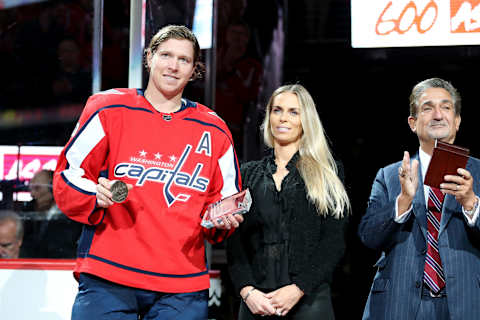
424, 187, 445, 293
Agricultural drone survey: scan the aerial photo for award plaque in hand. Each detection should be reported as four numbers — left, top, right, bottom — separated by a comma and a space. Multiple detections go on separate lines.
111, 180, 129, 203
424, 140, 470, 188
201, 189, 252, 228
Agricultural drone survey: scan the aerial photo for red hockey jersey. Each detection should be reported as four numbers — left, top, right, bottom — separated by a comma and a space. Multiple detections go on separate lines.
53, 88, 242, 293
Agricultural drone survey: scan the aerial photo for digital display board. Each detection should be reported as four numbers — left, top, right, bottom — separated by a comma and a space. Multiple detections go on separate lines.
351, 0, 480, 48
0, 145, 63, 201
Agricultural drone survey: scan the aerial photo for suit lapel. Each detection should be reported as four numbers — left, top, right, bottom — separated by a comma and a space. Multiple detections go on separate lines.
439, 195, 458, 236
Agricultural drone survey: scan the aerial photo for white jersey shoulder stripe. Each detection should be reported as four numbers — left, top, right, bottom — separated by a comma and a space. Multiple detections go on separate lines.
218, 145, 240, 198
62, 167, 97, 194
96, 89, 126, 95
64, 114, 105, 193
66, 114, 105, 168
207, 111, 225, 123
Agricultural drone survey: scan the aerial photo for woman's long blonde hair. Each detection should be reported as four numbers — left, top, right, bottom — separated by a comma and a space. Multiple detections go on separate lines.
262, 84, 350, 218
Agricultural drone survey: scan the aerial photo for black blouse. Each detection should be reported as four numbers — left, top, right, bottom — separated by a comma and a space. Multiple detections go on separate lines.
226, 151, 348, 296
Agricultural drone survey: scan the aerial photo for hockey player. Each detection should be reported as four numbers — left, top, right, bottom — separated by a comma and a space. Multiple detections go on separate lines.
53, 25, 243, 320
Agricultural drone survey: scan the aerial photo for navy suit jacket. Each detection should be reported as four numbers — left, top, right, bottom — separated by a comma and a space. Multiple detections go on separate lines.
359, 154, 480, 320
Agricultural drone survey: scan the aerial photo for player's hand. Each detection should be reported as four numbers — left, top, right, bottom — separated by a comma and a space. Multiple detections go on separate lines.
96, 177, 133, 208
212, 213, 244, 229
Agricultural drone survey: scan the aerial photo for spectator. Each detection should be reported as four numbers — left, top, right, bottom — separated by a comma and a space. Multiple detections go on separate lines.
51, 38, 91, 105
27, 169, 59, 216
22, 169, 82, 258
216, 20, 262, 157
0, 210, 24, 259
11, 2, 65, 108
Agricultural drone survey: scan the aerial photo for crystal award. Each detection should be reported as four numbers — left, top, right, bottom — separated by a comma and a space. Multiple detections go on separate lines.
201, 189, 252, 228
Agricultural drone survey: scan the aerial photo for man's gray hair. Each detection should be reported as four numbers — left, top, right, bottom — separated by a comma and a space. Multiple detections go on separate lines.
409, 78, 461, 117
0, 210, 24, 240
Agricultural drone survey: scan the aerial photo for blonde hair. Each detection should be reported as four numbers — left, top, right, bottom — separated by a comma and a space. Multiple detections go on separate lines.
262, 84, 350, 218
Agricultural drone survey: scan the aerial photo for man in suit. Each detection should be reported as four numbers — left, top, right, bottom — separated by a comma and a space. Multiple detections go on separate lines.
359, 78, 480, 320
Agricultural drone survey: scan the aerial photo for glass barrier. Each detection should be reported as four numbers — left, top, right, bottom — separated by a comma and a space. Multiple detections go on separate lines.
0, 0, 130, 147
0, 209, 82, 259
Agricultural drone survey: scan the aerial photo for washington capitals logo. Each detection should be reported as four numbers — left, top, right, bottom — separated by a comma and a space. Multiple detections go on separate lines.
114, 144, 210, 207
162, 144, 197, 206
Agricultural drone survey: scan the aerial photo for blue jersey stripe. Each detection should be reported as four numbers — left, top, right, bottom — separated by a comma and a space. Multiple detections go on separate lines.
86, 254, 209, 278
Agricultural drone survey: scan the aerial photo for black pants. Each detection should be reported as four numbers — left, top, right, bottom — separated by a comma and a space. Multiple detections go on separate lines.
238, 284, 335, 320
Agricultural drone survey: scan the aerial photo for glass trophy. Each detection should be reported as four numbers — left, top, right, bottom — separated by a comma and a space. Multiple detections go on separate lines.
201, 189, 252, 228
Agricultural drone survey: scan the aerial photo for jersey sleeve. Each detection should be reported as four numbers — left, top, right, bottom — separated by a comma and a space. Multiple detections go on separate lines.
53, 95, 109, 225
202, 127, 242, 243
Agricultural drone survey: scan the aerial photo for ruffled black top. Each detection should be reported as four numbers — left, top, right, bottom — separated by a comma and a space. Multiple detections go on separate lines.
226, 150, 348, 296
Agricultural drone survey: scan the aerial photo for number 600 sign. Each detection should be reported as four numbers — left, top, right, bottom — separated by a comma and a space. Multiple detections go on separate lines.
375, 0, 480, 36
351, 0, 480, 47
376, 0, 438, 35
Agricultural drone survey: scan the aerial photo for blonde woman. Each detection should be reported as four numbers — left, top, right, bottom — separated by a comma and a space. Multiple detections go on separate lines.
227, 84, 350, 319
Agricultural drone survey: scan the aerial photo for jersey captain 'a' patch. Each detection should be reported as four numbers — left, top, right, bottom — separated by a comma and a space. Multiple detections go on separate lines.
195, 131, 212, 157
